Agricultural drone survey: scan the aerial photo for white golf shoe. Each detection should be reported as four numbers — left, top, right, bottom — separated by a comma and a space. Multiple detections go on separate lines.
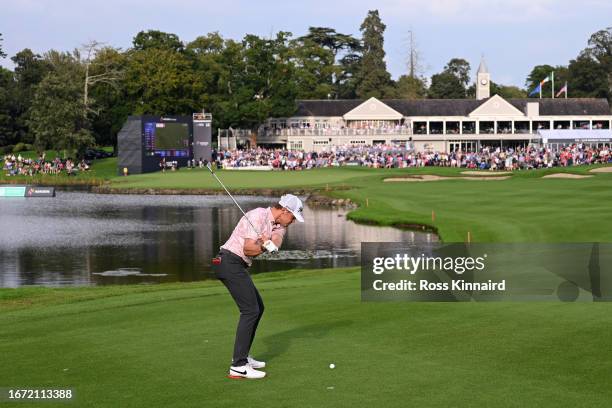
228, 365, 266, 379
247, 355, 266, 369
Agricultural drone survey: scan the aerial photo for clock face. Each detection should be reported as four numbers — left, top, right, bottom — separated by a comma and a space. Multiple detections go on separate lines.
480, 79, 488, 85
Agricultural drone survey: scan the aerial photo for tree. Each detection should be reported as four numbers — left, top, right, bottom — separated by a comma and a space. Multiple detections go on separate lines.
186, 33, 236, 130
428, 58, 472, 99
356, 10, 393, 98
444, 58, 471, 87
429, 72, 465, 99
0, 67, 15, 146
10, 49, 51, 144
0, 37, 12, 146
585, 27, 612, 65
583, 27, 612, 100
80, 41, 123, 117
125, 47, 197, 115
567, 54, 609, 99
88, 47, 129, 148
336, 52, 362, 99
229, 32, 297, 128
132, 30, 184, 52
291, 36, 335, 99
298, 27, 359, 60
395, 75, 427, 99
0, 33, 6, 58
298, 27, 361, 98
28, 51, 94, 155
405, 30, 424, 79
490, 82, 527, 98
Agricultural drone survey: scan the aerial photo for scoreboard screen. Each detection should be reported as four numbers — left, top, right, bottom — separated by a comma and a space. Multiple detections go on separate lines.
144, 122, 190, 157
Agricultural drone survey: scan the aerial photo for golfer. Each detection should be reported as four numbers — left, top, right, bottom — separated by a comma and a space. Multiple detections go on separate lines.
214, 194, 304, 379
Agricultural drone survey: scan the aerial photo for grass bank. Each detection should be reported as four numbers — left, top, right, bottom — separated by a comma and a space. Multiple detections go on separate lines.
0, 151, 116, 187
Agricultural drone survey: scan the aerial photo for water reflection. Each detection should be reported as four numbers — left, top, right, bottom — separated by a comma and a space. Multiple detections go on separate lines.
0, 192, 436, 287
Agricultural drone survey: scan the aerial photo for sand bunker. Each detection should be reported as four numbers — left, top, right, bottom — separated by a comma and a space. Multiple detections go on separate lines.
461, 171, 512, 176
384, 175, 509, 182
542, 173, 593, 179
589, 167, 612, 173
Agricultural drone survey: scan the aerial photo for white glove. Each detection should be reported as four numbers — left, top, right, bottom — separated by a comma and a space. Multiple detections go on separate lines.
263, 240, 279, 253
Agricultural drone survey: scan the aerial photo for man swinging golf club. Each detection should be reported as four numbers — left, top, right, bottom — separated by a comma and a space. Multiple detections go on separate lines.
212, 186, 304, 379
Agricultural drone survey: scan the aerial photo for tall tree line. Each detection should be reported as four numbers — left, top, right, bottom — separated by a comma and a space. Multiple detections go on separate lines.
0, 14, 610, 154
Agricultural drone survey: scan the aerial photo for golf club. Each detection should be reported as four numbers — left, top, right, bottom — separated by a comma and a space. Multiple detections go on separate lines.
206, 162, 261, 236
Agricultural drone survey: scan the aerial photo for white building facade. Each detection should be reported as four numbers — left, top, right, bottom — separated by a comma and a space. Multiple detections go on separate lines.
257, 61, 612, 152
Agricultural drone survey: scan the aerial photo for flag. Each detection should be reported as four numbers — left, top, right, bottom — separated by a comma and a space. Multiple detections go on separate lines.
551, 71, 555, 98
556, 82, 568, 98
540, 75, 550, 85
529, 83, 542, 97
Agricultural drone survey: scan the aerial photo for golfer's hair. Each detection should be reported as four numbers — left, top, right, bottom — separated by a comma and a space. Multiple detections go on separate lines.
272, 203, 284, 210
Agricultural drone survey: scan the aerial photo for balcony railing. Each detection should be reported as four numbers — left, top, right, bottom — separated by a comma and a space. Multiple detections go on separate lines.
260, 127, 413, 137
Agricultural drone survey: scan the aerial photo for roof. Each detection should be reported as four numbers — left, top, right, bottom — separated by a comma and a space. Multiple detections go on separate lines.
292, 98, 611, 118
509, 99, 610, 116
477, 57, 488, 74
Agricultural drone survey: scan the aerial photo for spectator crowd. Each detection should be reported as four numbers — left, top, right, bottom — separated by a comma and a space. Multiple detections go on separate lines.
3, 153, 90, 177
5, 143, 610, 176
215, 143, 612, 171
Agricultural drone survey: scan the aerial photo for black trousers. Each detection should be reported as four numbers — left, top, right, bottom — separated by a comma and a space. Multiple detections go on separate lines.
214, 249, 264, 367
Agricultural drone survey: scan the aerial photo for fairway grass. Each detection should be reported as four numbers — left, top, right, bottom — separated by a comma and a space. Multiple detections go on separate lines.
2, 267, 612, 408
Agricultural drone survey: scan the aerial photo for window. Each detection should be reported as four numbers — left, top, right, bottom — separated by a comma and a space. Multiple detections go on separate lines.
462, 122, 476, 134
573, 120, 590, 129
445, 121, 460, 134
534, 121, 550, 130
479, 121, 494, 134
429, 122, 443, 134
413, 121, 427, 134
554, 121, 570, 130
497, 121, 512, 134
514, 121, 530, 134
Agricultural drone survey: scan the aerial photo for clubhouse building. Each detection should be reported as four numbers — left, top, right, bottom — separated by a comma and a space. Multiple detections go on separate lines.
253, 59, 612, 152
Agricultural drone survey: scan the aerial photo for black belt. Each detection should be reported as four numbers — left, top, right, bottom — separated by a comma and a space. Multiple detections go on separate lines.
219, 248, 249, 268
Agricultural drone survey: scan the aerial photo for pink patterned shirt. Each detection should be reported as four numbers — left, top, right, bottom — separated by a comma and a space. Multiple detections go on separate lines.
220, 207, 286, 266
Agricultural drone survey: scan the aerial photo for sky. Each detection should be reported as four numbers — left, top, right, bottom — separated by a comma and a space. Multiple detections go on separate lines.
1, 0, 611, 88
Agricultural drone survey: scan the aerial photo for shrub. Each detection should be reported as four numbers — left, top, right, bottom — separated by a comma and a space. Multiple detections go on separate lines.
1, 145, 15, 154
13, 143, 27, 153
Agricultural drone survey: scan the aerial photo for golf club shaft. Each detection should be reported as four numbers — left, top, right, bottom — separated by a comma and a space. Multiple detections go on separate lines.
206, 164, 261, 236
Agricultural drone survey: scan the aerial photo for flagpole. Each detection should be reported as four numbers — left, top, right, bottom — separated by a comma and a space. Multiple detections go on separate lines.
539, 84, 542, 99
565, 82, 568, 99
551, 71, 555, 99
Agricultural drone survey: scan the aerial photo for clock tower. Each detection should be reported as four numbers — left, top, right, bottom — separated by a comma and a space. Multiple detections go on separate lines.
476, 56, 490, 100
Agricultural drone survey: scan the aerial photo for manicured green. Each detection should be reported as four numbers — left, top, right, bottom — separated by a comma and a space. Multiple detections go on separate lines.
2, 267, 612, 408
338, 167, 612, 242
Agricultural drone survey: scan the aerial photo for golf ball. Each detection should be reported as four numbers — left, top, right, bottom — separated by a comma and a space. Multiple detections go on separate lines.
329, 363, 335, 369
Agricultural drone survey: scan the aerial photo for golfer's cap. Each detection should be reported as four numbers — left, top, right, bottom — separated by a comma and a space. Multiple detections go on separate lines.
279, 194, 304, 223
